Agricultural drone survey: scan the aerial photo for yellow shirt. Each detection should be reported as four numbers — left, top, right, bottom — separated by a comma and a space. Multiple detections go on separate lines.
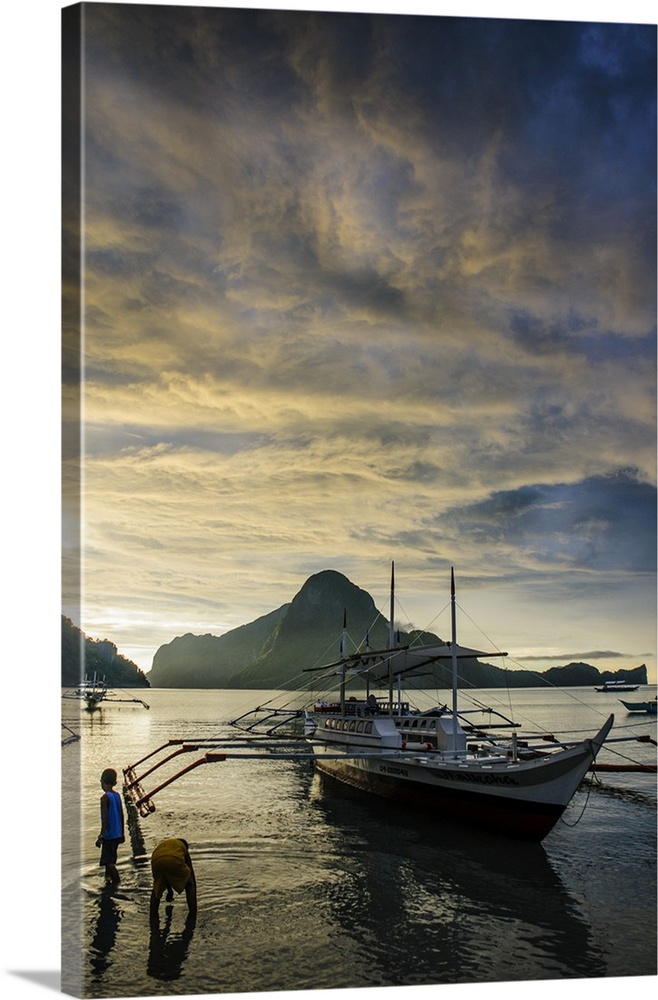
151, 838, 191, 897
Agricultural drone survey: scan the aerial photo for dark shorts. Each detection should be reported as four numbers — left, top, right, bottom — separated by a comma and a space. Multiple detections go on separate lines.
99, 838, 121, 866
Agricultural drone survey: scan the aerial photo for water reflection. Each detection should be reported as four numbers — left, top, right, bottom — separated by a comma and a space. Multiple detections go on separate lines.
89, 885, 123, 978
147, 906, 196, 983
309, 771, 607, 985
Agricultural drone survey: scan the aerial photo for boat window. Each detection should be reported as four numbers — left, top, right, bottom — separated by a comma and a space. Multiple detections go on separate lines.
348, 721, 356, 732
365, 722, 372, 733
429, 721, 436, 729
356, 721, 364, 732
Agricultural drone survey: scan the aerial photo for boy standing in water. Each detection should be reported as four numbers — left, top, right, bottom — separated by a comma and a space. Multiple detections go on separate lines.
96, 768, 125, 885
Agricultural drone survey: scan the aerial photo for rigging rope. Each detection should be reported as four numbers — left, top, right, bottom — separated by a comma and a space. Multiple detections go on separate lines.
560, 769, 599, 827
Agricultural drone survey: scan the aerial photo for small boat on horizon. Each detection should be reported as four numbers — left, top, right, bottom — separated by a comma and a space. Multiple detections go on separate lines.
595, 679, 640, 693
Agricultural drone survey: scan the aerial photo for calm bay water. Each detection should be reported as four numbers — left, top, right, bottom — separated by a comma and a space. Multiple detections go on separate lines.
61, 686, 657, 999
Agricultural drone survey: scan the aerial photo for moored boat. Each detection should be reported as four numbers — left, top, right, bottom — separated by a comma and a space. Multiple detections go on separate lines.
595, 679, 640, 692
63, 672, 150, 711
620, 698, 657, 715
299, 567, 613, 842
75, 671, 108, 710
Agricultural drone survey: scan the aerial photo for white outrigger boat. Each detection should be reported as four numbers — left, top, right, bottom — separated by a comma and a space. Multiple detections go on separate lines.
121, 567, 648, 844
67, 671, 108, 710
595, 679, 640, 692
289, 566, 614, 841
63, 671, 150, 711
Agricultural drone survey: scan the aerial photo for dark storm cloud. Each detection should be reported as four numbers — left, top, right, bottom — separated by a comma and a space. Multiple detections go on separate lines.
509, 313, 579, 356
509, 313, 657, 365
442, 471, 657, 572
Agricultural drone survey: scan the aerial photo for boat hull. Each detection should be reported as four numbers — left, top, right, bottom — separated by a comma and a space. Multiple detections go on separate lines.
620, 700, 657, 714
314, 757, 561, 840
310, 724, 610, 842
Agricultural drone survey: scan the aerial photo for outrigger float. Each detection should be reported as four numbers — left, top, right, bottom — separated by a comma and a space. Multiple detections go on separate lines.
123, 567, 657, 843
61, 722, 80, 746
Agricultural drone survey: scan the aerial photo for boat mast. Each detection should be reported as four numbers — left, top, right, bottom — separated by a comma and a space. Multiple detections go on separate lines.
450, 567, 459, 752
388, 561, 395, 715
340, 608, 347, 714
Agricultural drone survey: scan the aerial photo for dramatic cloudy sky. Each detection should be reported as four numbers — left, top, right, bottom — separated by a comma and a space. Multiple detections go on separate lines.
61, 1, 656, 679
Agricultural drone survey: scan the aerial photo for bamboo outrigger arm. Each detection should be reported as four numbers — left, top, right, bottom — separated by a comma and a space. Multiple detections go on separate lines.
124, 744, 206, 791
590, 732, 656, 772
122, 738, 423, 817
123, 734, 312, 816
124, 751, 228, 817
107, 696, 150, 708
123, 739, 225, 816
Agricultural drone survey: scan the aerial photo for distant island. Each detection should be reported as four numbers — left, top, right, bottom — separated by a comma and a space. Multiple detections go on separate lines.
142, 570, 647, 691
61, 616, 150, 688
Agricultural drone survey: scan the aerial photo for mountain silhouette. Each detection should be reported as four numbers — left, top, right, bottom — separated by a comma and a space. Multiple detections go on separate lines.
148, 569, 441, 689
228, 569, 435, 688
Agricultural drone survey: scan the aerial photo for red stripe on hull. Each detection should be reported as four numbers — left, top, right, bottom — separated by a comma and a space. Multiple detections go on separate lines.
315, 760, 565, 842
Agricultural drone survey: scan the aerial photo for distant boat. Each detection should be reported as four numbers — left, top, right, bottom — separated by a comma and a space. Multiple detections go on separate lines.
63, 672, 150, 710
75, 671, 108, 710
620, 698, 657, 715
595, 680, 640, 693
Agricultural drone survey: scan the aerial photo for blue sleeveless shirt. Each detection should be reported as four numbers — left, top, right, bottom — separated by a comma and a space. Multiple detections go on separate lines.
102, 790, 123, 840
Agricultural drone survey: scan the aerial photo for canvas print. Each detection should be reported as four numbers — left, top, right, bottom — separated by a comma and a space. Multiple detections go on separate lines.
61, 2, 657, 998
